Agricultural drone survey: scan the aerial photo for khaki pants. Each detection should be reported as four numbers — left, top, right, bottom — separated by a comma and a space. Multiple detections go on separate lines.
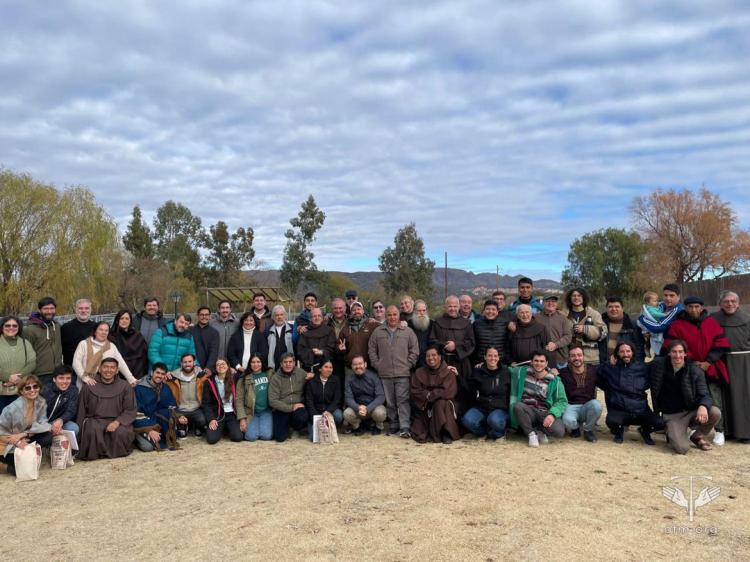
343, 405, 387, 430
663, 406, 721, 454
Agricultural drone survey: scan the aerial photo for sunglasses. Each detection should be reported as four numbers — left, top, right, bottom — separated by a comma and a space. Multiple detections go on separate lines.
23, 384, 40, 391
3, 324, 19, 329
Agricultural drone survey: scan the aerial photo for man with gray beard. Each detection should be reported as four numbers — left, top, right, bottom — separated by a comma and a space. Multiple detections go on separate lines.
408, 300, 433, 369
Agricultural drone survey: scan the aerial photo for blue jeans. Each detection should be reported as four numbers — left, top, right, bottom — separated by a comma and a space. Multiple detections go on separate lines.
462, 407, 508, 438
562, 400, 602, 431
245, 410, 273, 441
62, 421, 80, 436
308, 409, 343, 441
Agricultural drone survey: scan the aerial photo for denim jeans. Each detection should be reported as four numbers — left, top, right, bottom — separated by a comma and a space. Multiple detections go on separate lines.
462, 407, 508, 438
245, 409, 273, 441
62, 421, 80, 436
562, 400, 602, 431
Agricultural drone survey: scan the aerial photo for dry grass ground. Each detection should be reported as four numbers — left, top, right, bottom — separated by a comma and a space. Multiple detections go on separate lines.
3, 424, 749, 562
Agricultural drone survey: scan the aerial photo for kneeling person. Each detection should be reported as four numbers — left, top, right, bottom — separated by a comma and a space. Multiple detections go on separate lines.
236, 354, 274, 441
201, 359, 243, 444
343, 355, 387, 435
558, 346, 602, 442
134, 363, 178, 451
268, 353, 311, 442
411, 346, 462, 444
167, 353, 208, 438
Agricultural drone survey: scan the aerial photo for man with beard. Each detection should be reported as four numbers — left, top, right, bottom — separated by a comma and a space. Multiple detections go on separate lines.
61, 298, 96, 366
558, 346, 601, 442
134, 363, 178, 451
148, 313, 197, 372
459, 295, 478, 324
251, 293, 273, 335
167, 353, 208, 438
292, 292, 318, 347
508, 277, 544, 316
598, 296, 645, 365
408, 299, 433, 369
297, 308, 336, 372
329, 297, 350, 396
664, 296, 731, 446
209, 300, 239, 359
191, 306, 219, 375
472, 300, 509, 366
341, 302, 380, 370
536, 295, 572, 369
132, 297, 167, 345
711, 291, 750, 442
343, 355, 387, 435
267, 305, 294, 371
24, 296, 63, 386
508, 305, 548, 365
411, 346, 462, 444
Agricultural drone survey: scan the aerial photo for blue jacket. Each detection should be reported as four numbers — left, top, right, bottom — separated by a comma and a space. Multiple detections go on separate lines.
134, 376, 177, 448
148, 321, 197, 372
597, 359, 651, 414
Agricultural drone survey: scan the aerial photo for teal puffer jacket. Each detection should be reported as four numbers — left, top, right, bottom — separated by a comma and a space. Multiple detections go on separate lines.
148, 321, 197, 372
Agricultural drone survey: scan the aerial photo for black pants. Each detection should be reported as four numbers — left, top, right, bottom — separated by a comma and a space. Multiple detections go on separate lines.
178, 408, 207, 431
1, 431, 53, 476
205, 412, 243, 444
272, 409, 309, 442
606, 408, 664, 433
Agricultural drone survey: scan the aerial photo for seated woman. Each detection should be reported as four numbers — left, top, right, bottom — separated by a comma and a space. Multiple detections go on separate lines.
411, 346, 462, 444
461, 346, 510, 441
304, 359, 343, 440
201, 359, 243, 444
73, 321, 136, 389
236, 354, 274, 442
0, 375, 53, 476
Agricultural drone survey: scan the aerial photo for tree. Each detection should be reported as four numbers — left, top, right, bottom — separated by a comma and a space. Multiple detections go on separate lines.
561, 228, 646, 301
203, 221, 255, 286
0, 168, 123, 313
122, 205, 154, 260
280, 195, 326, 294
152, 200, 206, 284
632, 188, 750, 283
378, 223, 435, 298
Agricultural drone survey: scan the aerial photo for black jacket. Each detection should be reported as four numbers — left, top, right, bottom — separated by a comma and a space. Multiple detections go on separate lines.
598, 312, 646, 364
466, 364, 511, 412
41, 381, 79, 424
649, 357, 713, 413
597, 359, 651, 414
227, 329, 269, 371
304, 374, 342, 416
472, 316, 509, 364
191, 323, 220, 371
201, 374, 236, 423
407, 319, 433, 369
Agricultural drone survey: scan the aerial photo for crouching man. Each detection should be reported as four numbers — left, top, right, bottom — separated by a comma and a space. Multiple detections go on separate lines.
343, 355, 387, 435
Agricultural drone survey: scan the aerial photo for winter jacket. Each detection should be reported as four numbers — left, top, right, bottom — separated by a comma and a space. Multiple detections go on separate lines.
209, 314, 239, 359
472, 316, 509, 364
597, 359, 651, 414
292, 309, 313, 346
0, 336, 36, 396
467, 364, 511, 413
235, 369, 274, 422
649, 357, 713, 413
344, 368, 386, 413
508, 297, 544, 316
566, 306, 607, 364
201, 374, 236, 423
61, 319, 96, 366
226, 328, 269, 371
41, 381, 79, 424
24, 313, 63, 376
297, 323, 336, 371
508, 366, 568, 428
304, 374, 342, 416
148, 321, 197, 372
368, 324, 419, 378
267, 322, 294, 371
598, 312, 646, 365
132, 311, 167, 344
191, 323, 220, 373
536, 311, 573, 366
341, 318, 381, 368
268, 366, 309, 413
166, 367, 207, 407
134, 376, 177, 435
252, 307, 273, 335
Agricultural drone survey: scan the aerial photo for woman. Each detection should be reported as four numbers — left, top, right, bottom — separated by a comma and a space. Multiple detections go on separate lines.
227, 312, 269, 373
73, 321, 136, 389
0, 375, 52, 476
304, 359, 343, 439
564, 287, 606, 365
236, 354, 274, 441
0, 316, 37, 412
201, 359, 243, 444
462, 347, 511, 441
109, 309, 149, 380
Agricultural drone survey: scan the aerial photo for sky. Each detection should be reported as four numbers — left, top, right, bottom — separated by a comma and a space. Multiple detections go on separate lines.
2, 0, 749, 281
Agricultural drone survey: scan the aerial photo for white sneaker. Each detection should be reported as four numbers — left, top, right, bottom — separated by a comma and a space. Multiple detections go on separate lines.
528, 432, 539, 448
539, 433, 550, 444
713, 432, 725, 446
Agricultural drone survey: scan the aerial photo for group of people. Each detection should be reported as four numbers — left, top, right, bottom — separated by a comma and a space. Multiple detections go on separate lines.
1, 279, 748, 476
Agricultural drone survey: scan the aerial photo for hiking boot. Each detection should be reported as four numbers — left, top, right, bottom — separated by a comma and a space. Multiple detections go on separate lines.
570, 428, 581, 438
528, 432, 539, 448
613, 427, 624, 444
639, 427, 655, 446
584, 430, 597, 442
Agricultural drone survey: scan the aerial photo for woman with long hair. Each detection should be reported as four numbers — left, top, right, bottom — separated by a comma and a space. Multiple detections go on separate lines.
73, 321, 136, 389
304, 359, 343, 439
0, 316, 36, 412
201, 358, 243, 444
109, 309, 149, 380
227, 312, 269, 373
236, 354, 274, 441
564, 287, 607, 365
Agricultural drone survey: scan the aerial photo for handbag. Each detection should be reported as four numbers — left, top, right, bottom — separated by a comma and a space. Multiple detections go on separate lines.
50, 434, 74, 470
14, 441, 43, 481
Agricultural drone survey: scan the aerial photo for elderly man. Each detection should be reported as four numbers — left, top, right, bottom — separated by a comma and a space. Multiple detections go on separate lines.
459, 295, 477, 324
371, 300, 386, 324
508, 304, 548, 365
664, 296, 730, 445
558, 346, 601, 442
369, 305, 419, 438
191, 306, 219, 375
209, 300, 239, 359
345, 289, 358, 316
343, 355, 387, 435
429, 295, 476, 378
508, 277, 543, 316
408, 299, 433, 369
411, 346, 462, 444
133, 297, 167, 345
76, 357, 136, 460
148, 313, 197, 372
650, 339, 721, 453
268, 352, 312, 441
472, 300, 509, 365
399, 295, 415, 323
61, 298, 96, 366
251, 293, 273, 334
267, 305, 294, 371
536, 295, 572, 369
712, 290, 750, 442
599, 296, 645, 365
134, 363, 178, 451
297, 308, 336, 372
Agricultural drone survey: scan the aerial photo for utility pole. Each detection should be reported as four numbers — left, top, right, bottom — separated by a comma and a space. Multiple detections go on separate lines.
496, 265, 500, 291
444, 252, 448, 299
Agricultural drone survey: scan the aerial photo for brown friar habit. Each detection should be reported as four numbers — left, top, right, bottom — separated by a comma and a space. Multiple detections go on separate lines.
712, 307, 750, 439
410, 361, 461, 442
429, 314, 475, 377
76, 375, 136, 461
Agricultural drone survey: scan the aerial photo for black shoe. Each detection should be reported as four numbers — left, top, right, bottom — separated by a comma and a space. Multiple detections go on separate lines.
614, 427, 624, 444
177, 428, 188, 440
570, 428, 581, 438
441, 435, 453, 444
352, 427, 365, 436
193, 427, 204, 438
370, 427, 382, 436
639, 427, 655, 446
399, 430, 411, 439
584, 430, 597, 442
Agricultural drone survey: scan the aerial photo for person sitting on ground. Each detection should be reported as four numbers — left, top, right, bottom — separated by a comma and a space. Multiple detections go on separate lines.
650, 339, 722, 454
76, 357, 136, 461
509, 351, 567, 447
268, 352, 312, 442
236, 354, 274, 442
201, 358, 243, 444
305, 359, 343, 439
462, 346, 511, 441
0, 375, 52, 476
558, 346, 602, 442
134, 363, 178, 451
73, 321, 137, 389
343, 355, 387, 435
41, 364, 80, 437
167, 353, 208, 438
411, 346, 462, 444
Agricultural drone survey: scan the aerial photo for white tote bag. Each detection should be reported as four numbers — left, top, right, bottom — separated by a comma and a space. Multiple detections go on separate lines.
50, 434, 74, 470
14, 441, 42, 482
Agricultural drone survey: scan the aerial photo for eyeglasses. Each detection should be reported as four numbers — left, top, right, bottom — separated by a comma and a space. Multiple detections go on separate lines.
3, 324, 18, 329
23, 384, 40, 391
373, 305, 384, 309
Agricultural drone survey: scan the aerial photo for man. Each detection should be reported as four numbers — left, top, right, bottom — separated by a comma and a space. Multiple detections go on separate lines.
369, 305, 419, 438
664, 296, 730, 446
341, 301, 381, 369
293, 292, 318, 346
411, 346, 462, 444
61, 298, 95, 366
558, 346, 601, 442
251, 293, 273, 334
650, 339, 722, 454
41, 364, 80, 437
148, 313, 198, 372
509, 351, 568, 447
191, 306, 219, 375
297, 308, 336, 372
76, 357, 136, 460
429, 295, 476, 378
599, 296, 646, 365
508, 304, 548, 365
508, 277, 543, 316
166, 353, 208, 437
134, 363, 178, 451
459, 294, 477, 324
472, 300, 509, 365
25, 296, 63, 385
209, 300, 239, 359
268, 352, 312, 441
597, 341, 661, 445
343, 355, 387, 435
492, 290, 515, 322
399, 295, 415, 323
345, 289, 358, 316
711, 290, 750, 442
132, 297, 167, 345
637, 283, 684, 355
536, 295, 573, 368
408, 299, 433, 369
267, 305, 294, 371
371, 300, 386, 324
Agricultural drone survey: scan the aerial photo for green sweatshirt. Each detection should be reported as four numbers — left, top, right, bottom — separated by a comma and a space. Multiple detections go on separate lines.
0, 336, 37, 396
508, 365, 568, 429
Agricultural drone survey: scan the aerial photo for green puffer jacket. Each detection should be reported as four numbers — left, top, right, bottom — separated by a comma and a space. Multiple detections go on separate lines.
508, 365, 568, 428
147, 321, 197, 372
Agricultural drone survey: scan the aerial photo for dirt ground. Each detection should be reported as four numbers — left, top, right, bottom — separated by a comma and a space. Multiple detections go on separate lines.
3, 422, 749, 562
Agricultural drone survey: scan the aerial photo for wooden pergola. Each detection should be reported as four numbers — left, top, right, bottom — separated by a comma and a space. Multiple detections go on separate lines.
201, 286, 294, 313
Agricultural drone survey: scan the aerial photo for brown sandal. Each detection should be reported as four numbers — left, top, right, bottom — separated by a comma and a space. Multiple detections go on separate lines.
690, 434, 712, 451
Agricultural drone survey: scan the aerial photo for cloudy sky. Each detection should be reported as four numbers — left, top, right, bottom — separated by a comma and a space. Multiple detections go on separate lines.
2, 1, 749, 280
